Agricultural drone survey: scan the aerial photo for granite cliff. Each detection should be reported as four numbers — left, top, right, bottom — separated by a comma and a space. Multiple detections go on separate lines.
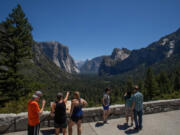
37, 41, 79, 73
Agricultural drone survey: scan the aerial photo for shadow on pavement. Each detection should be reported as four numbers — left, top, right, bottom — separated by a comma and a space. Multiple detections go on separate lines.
117, 123, 130, 130
40, 129, 55, 135
125, 129, 139, 134
95, 122, 104, 127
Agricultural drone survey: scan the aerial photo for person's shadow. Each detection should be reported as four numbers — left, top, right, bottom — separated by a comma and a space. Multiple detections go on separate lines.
40, 129, 55, 135
125, 129, 139, 134
117, 123, 130, 130
95, 122, 104, 127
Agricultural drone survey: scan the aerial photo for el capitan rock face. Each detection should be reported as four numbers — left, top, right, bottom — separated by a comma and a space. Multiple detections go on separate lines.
37, 41, 79, 73
99, 28, 180, 76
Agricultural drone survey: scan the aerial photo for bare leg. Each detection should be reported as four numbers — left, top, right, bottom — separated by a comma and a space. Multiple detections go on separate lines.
103, 110, 108, 121
130, 110, 134, 126
77, 120, 82, 135
106, 109, 110, 120
68, 120, 75, 135
103, 110, 106, 121
131, 114, 134, 124
55, 128, 60, 135
126, 114, 129, 123
62, 128, 67, 135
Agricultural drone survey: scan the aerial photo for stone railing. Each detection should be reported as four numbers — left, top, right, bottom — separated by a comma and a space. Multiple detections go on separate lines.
1, 98, 180, 134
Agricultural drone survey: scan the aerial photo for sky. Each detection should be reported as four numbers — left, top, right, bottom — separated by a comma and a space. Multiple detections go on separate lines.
0, 0, 180, 61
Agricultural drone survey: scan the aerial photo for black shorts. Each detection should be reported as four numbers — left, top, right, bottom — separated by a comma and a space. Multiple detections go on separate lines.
54, 121, 67, 129
71, 115, 83, 123
28, 124, 40, 135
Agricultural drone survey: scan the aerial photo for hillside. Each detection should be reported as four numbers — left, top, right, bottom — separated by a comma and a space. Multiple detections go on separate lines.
99, 28, 180, 76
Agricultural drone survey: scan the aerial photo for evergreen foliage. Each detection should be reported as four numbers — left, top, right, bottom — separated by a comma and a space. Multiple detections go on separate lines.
144, 67, 159, 100
0, 4, 33, 106
0, 4, 180, 113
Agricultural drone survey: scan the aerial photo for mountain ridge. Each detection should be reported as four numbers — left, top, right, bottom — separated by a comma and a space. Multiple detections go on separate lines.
99, 27, 180, 76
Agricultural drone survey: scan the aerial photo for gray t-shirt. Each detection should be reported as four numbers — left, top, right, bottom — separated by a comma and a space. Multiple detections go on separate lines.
103, 93, 110, 106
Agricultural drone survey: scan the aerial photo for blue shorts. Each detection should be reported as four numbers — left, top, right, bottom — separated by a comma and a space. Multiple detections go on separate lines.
103, 104, 110, 110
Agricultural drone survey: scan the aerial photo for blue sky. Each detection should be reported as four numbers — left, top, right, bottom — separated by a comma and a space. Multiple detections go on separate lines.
0, 0, 180, 60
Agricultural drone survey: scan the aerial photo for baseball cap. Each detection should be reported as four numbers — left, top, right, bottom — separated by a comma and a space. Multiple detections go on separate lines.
35, 91, 43, 97
57, 92, 63, 99
32, 94, 39, 99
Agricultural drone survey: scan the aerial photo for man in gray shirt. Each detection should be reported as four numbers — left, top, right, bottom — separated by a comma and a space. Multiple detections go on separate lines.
102, 88, 111, 123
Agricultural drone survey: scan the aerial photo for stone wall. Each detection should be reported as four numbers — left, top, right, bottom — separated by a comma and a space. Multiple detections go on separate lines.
1, 99, 180, 134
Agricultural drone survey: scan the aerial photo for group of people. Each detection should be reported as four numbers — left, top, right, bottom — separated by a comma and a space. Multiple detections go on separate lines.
124, 85, 143, 130
50, 91, 87, 135
27, 91, 87, 135
27, 85, 143, 135
102, 86, 143, 130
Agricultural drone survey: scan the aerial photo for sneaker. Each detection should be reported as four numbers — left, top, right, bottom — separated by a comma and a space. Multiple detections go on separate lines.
139, 126, 143, 130
134, 127, 139, 130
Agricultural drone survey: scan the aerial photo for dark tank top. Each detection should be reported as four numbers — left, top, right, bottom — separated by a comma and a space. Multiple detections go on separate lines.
54, 101, 66, 124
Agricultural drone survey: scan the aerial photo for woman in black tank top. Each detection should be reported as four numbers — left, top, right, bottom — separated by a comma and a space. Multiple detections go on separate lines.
51, 91, 69, 135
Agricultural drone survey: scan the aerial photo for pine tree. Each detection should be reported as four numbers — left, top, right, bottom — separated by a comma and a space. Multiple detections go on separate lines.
0, 4, 33, 105
174, 69, 180, 91
138, 80, 146, 99
157, 72, 171, 94
126, 77, 134, 92
144, 67, 159, 100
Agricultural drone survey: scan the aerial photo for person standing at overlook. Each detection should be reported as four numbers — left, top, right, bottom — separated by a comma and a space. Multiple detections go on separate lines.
102, 88, 111, 123
68, 91, 88, 135
51, 91, 70, 135
27, 92, 46, 135
131, 85, 143, 131
124, 91, 133, 126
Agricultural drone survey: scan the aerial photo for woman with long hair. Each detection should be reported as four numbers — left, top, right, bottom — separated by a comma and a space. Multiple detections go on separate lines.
51, 91, 70, 135
68, 91, 88, 135
124, 91, 133, 126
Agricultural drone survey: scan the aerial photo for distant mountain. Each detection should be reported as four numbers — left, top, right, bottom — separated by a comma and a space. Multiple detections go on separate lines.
99, 28, 180, 76
80, 56, 106, 74
75, 60, 86, 69
37, 41, 79, 74
99, 48, 131, 75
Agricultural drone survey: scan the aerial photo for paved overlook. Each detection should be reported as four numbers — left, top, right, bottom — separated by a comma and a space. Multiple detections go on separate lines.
5, 110, 180, 135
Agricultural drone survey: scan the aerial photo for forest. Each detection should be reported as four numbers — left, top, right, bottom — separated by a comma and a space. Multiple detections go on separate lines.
0, 5, 180, 113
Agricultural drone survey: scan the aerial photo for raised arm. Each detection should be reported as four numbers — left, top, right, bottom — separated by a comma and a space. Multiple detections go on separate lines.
64, 91, 70, 103
38, 99, 46, 116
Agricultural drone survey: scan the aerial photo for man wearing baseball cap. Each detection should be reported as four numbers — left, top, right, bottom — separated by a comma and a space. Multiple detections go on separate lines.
27, 92, 46, 135
35, 91, 43, 97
